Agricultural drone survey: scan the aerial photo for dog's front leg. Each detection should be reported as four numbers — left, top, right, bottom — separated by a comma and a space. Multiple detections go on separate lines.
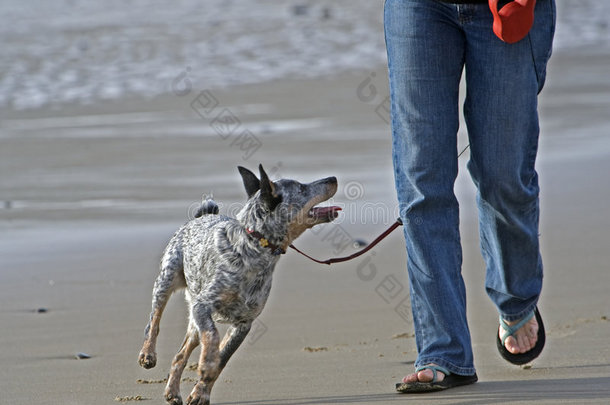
186, 304, 220, 405
219, 322, 252, 369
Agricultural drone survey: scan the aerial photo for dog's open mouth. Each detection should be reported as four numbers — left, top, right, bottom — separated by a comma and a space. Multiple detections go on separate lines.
308, 205, 342, 221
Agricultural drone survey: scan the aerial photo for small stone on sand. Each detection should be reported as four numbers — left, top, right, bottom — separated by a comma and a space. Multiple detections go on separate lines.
352, 239, 368, 248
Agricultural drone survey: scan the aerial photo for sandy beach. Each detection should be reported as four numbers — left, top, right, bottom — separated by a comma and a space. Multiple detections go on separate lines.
2, 6, 610, 404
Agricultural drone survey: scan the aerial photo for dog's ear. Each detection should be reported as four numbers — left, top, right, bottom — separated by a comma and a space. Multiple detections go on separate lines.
259, 164, 282, 211
238, 166, 260, 198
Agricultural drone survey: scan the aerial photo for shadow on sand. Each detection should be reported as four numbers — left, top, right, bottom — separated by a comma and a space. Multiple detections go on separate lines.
217, 375, 610, 404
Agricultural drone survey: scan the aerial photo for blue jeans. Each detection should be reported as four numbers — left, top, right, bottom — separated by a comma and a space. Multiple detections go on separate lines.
385, 0, 555, 375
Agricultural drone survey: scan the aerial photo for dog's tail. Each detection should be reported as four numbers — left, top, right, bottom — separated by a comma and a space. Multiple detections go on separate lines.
194, 197, 219, 218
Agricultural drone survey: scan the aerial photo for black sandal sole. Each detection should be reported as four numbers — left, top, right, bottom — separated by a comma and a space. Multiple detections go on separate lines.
396, 373, 478, 393
496, 307, 545, 365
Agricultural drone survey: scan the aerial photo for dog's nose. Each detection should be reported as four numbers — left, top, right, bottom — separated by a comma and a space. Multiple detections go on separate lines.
311, 176, 338, 190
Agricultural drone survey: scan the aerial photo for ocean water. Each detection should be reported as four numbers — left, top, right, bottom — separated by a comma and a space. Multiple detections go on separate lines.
1, 0, 609, 111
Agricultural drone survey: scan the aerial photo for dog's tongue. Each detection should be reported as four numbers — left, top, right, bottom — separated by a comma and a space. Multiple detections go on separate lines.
311, 206, 342, 219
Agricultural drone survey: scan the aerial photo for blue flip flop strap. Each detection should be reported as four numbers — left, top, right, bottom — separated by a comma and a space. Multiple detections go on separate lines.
415, 365, 451, 382
499, 311, 535, 345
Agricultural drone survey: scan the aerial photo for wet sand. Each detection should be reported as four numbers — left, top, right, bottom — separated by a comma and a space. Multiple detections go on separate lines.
1, 47, 610, 404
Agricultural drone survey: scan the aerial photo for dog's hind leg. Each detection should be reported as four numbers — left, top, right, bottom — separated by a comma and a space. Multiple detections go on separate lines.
164, 321, 199, 405
139, 243, 186, 369
185, 302, 221, 405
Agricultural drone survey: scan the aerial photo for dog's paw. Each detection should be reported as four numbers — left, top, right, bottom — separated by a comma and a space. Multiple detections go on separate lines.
186, 397, 209, 405
165, 393, 183, 405
138, 350, 157, 369
186, 385, 209, 405
165, 383, 183, 405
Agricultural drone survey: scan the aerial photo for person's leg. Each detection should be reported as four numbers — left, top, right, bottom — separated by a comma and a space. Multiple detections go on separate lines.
462, 0, 555, 351
385, 0, 475, 377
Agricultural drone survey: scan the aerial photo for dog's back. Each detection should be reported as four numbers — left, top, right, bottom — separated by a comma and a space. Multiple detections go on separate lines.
152, 199, 224, 309
165, 213, 277, 324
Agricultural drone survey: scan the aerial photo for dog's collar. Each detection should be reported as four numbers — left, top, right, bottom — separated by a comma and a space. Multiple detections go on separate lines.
245, 228, 286, 256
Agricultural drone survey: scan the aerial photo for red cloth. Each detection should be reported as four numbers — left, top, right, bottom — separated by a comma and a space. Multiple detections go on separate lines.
489, 0, 536, 44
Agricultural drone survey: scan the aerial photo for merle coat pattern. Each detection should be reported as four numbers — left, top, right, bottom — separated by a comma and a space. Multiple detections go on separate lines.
138, 165, 339, 405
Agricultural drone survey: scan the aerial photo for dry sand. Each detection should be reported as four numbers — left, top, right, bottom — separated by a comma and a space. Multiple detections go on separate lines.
1, 47, 610, 404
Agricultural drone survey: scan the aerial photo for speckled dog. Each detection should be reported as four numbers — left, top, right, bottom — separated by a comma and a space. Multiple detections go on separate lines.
138, 165, 340, 405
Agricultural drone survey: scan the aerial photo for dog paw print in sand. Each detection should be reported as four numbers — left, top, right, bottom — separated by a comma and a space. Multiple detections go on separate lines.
136, 378, 166, 384
548, 315, 609, 338
114, 395, 148, 402
136, 377, 196, 384
391, 332, 415, 339
303, 346, 329, 352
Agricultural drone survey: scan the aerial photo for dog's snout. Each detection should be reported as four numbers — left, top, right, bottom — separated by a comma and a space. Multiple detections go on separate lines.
310, 176, 337, 189
322, 176, 338, 196
321, 176, 337, 186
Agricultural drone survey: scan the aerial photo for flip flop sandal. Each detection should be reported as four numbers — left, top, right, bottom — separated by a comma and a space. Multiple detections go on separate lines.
396, 365, 478, 393
497, 306, 546, 365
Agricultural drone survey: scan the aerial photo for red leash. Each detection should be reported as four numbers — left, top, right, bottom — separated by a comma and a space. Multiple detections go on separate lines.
289, 218, 403, 265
